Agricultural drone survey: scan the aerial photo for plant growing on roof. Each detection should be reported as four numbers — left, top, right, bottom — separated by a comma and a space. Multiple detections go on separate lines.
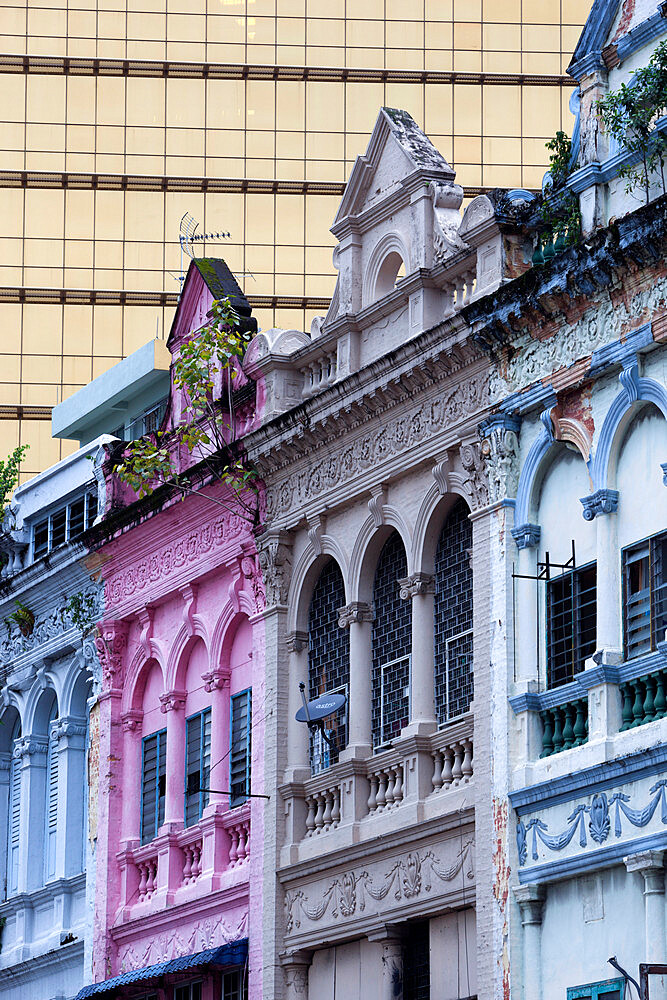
61, 590, 99, 639
538, 130, 581, 256
598, 39, 667, 205
0, 445, 29, 528
5, 600, 35, 638
114, 296, 260, 525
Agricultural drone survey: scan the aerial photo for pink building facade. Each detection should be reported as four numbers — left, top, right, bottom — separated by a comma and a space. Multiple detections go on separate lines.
81, 261, 265, 1000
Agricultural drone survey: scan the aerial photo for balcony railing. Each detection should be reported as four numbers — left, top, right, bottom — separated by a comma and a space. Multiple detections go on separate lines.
281, 715, 473, 848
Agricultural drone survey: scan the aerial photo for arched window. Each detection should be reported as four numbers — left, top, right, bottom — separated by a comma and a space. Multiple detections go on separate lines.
372, 532, 411, 748
6, 717, 21, 899
434, 498, 473, 724
308, 560, 349, 773
44, 700, 58, 883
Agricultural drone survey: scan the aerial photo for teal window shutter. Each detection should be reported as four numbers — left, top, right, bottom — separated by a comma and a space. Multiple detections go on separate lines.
567, 978, 625, 1000
185, 708, 211, 826
230, 690, 251, 808
141, 728, 166, 844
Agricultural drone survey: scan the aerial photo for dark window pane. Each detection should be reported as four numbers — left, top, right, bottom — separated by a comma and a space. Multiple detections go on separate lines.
547, 562, 597, 688
403, 920, 430, 1000
624, 543, 652, 658
230, 691, 251, 807
85, 491, 98, 527
33, 519, 49, 558
141, 729, 166, 844
651, 534, 667, 648
434, 498, 473, 724
51, 508, 66, 548
308, 560, 349, 773
69, 497, 85, 540
371, 532, 411, 748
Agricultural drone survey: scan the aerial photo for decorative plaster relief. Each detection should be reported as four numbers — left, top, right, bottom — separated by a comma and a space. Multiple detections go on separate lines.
459, 441, 489, 509
516, 776, 667, 872
265, 373, 488, 520
479, 423, 520, 503
116, 911, 249, 973
0, 587, 102, 664
284, 839, 474, 936
490, 272, 667, 400
105, 515, 248, 608
256, 532, 293, 609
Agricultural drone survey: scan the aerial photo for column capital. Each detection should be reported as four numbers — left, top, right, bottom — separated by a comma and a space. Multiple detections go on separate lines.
625, 850, 665, 894
514, 883, 546, 925
285, 630, 309, 654
256, 529, 294, 610
159, 689, 187, 713
202, 668, 230, 692
338, 601, 373, 628
13, 735, 48, 759
398, 572, 434, 599
50, 715, 87, 743
95, 619, 130, 688
367, 921, 404, 943
121, 709, 143, 733
281, 949, 313, 998
580, 488, 619, 520
512, 523, 541, 550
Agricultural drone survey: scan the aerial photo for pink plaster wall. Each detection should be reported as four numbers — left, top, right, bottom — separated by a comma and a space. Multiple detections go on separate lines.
91, 264, 266, 998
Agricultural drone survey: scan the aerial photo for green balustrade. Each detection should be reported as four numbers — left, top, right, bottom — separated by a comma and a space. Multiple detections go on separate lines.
540, 698, 588, 757
619, 668, 667, 731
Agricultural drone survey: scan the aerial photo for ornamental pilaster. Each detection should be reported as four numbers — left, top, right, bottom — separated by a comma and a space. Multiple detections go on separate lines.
338, 601, 374, 628
95, 620, 129, 689
256, 530, 294, 610
479, 413, 521, 503
459, 440, 489, 510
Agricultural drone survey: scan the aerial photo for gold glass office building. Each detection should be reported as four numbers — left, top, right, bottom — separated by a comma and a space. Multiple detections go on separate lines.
0, 0, 586, 478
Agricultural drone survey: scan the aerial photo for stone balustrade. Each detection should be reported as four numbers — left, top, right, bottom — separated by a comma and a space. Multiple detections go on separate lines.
301, 351, 338, 399
133, 848, 159, 902
223, 806, 251, 867
280, 715, 473, 852
177, 829, 203, 886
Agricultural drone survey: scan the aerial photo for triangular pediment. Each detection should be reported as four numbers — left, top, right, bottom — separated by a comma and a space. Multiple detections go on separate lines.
167, 258, 255, 350
568, 0, 664, 77
332, 107, 456, 230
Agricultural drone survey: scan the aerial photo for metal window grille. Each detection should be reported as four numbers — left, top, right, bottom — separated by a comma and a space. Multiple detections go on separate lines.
223, 968, 248, 1000
308, 560, 349, 773
623, 529, 667, 658
546, 562, 597, 688
141, 728, 166, 845
184, 708, 211, 827
403, 920, 430, 1000
32, 487, 98, 560
434, 497, 473, 724
230, 690, 251, 808
128, 398, 168, 440
371, 532, 411, 749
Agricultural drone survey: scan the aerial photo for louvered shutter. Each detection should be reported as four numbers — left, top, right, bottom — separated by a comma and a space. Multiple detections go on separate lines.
230, 691, 251, 808
45, 729, 58, 880
141, 729, 166, 845
8, 748, 21, 895
185, 709, 212, 827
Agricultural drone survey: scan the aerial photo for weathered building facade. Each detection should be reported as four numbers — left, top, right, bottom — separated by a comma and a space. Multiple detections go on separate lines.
0, 439, 107, 1000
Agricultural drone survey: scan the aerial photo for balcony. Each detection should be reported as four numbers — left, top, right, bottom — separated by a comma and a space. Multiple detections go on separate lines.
280, 715, 473, 866
115, 803, 251, 920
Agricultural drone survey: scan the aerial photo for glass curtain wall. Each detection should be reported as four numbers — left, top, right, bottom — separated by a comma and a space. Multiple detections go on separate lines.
0, 0, 586, 477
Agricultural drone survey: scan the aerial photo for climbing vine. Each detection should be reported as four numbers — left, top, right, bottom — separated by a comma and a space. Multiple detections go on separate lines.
598, 39, 667, 204
115, 297, 260, 525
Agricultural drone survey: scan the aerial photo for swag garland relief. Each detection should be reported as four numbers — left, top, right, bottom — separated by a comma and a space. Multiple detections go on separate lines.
284, 840, 474, 935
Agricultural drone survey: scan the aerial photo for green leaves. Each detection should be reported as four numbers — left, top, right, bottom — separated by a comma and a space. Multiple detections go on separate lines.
0, 445, 29, 525
540, 130, 581, 247
598, 40, 667, 203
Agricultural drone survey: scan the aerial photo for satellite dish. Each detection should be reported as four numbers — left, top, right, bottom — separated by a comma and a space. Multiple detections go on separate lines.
295, 683, 346, 747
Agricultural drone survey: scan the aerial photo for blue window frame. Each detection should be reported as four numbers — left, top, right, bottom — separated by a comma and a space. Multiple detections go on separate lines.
230, 690, 251, 808
567, 979, 624, 1000
184, 709, 211, 827
141, 728, 166, 845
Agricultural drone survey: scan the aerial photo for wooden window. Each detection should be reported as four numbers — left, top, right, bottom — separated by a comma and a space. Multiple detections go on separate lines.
184, 709, 211, 827
141, 729, 166, 844
230, 690, 251, 808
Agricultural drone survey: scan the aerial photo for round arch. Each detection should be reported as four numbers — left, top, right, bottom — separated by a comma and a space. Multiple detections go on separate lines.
362, 232, 410, 308
349, 508, 413, 604
412, 483, 471, 576
591, 378, 667, 492
288, 536, 350, 634
122, 648, 167, 715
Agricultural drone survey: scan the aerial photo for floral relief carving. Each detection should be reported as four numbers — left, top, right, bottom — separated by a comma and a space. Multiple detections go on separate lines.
284, 840, 473, 933
95, 620, 129, 688
116, 912, 249, 972
256, 533, 292, 609
0, 587, 102, 664
459, 441, 489, 509
265, 374, 488, 520
105, 516, 247, 608
480, 427, 519, 503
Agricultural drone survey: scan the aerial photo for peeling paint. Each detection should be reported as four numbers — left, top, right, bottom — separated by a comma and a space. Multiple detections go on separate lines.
492, 797, 511, 1000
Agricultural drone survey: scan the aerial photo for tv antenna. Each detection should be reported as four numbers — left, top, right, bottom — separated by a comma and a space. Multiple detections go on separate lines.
295, 682, 346, 748
177, 212, 231, 289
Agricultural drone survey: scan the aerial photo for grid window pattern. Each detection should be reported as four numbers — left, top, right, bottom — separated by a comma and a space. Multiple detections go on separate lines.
546, 563, 597, 688
223, 968, 248, 1000
184, 709, 211, 827
308, 560, 349, 773
0, 1, 585, 479
623, 530, 667, 659
141, 728, 166, 845
403, 921, 430, 1000
32, 487, 97, 560
371, 531, 411, 749
230, 689, 252, 808
175, 983, 202, 1000
434, 497, 473, 724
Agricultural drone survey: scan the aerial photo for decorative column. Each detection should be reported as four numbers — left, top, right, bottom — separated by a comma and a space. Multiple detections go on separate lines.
160, 689, 187, 828
0, 754, 9, 894
52, 715, 87, 878
338, 602, 374, 758
202, 667, 230, 811
120, 710, 143, 843
281, 949, 313, 1000
514, 883, 546, 1000
399, 573, 436, 734
580, 490, 621, 657
625, 850, 666, 962
285, 631, 310, 780
368, 926, 404, 1000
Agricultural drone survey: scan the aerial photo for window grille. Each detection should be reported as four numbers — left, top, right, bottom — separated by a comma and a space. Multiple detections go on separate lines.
567, 979, 624, 1000
230, 690, 251, 808
403, 920, 430, 1000
546, 562, 597, 688
7, 721, 21, 899
128, 398, 168, 440
141, 729, 166, 845
45, 713, 58, 882
185, 709, 211, 827
434, 497, 473, 724
223, 968, 248, 1000
623, 529, 667, 659
372, 532, 411, 749
308, 560, 349, 773
32, 487, 98, 560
